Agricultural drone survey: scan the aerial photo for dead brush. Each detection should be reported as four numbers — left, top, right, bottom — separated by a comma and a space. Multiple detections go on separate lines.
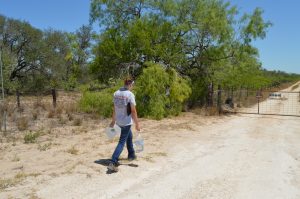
55, 104, 64, 115
32, 110, 39, 120
201, 107, 220, 116
47, 108, 55, 118
58, 115, 67, 125
65, 102, 78, 114
0, 101, 14, 118
67, 113, 73, 121
33, 98, 46, 110
17, 116, 29, 131
73, 117, 82, 126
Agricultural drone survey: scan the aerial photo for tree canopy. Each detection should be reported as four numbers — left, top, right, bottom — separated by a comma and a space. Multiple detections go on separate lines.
89, 0, 273, 94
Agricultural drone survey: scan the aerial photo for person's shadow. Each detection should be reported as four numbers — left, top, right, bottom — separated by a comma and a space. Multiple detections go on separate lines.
94, 159, 138, 174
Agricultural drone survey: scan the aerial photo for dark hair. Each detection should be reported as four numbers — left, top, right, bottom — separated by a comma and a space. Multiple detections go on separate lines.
124, 78, 134, 86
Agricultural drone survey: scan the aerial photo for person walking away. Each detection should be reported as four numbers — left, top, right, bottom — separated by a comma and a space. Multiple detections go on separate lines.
108, 78, 141, 172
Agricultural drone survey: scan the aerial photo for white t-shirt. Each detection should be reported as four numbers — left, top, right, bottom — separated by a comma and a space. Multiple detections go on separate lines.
113, 88, 136, 127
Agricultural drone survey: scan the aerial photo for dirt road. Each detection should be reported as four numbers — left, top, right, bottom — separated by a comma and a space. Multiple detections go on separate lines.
34, 115, 300, 199
1, 83, 300, 199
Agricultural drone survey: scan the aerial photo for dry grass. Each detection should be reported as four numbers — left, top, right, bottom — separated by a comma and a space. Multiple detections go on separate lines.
67, 113, 73, 121
47, 109, 55, 118
58, 115, 67, 125
73, 118, 82, 126
63, 161, 83, 174
32, 110, 39, 120
12, 154, 20, 162
192, 107, 220, 116
55, 104, 64, 115
38, 142, 52, 151
149, 152, 168, 157
291, 84, 299, 91
17, 117, 29, 131
65, 102, 78, 114
66, 145, 79, 155
33, 98, 47, 110
0, 172, 40, 191
28, 191, 40, 199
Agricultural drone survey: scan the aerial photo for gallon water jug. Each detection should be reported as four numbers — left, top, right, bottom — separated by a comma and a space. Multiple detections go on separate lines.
105, 124, 121, 139
134, 133, 144, 153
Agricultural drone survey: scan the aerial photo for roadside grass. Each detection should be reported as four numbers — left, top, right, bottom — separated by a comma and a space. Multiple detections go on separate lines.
66, 145, 79, 155
17, 117, 29, 131
73, 118, 82, 126
0, 172, 41, 191
12, 154, 20, 162
24, 131, 41, 144
291, 84, 299, 91
38, 142, 52, 151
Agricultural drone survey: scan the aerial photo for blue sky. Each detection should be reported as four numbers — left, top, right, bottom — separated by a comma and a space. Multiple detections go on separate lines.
0, 0, 299, 74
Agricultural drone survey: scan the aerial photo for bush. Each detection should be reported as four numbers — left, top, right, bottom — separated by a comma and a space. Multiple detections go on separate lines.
188, 78, 208, 107
24, 131, 40, 144
17, 117, 29, 131
79, 82, 122, 117
135, 63, 191, 119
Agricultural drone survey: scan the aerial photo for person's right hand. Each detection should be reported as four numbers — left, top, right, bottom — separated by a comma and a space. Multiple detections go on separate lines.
135, 123, 141, 132
109, 121, 115, 128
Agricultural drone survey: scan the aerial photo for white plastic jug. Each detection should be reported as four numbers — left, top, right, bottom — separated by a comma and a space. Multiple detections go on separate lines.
105, 124, 121, 139
134, 133, 144, 153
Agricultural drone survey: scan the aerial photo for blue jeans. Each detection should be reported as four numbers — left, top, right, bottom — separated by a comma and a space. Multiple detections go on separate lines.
111, 125, 135, 164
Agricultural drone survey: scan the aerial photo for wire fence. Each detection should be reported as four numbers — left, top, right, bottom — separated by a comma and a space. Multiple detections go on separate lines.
210, 88, 300, 117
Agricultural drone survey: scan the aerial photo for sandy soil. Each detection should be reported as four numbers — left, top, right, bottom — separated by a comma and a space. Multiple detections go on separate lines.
0, 83, 300, 199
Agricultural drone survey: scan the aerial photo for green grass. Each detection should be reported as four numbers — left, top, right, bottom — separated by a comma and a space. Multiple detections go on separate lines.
24, 131, 40, 144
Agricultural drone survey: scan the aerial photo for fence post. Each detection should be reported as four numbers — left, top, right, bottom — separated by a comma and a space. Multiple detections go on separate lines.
217, 85, 222, 114
256, 90, 262, 114
257, 98, 260, 114
52, 88, 56, 108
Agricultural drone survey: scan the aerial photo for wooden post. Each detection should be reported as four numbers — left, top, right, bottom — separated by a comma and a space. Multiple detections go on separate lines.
52, 88, 56, 108
217, 85, 222, 114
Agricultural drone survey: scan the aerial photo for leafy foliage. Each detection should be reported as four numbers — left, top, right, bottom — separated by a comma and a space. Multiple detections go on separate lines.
79, 81, 122, 117
135, 63, 191, 119
89, 0, 275, 106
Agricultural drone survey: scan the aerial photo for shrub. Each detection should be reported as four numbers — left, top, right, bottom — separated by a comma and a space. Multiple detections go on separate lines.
79, 91, 113, 117
24, 131, 40, 144
135, 63, 191, 119
188, 77, 208, 107
79, 82, 122, 118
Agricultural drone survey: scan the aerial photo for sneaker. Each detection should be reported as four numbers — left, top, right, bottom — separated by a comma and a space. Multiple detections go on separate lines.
107, 162, 119, 172
128, 155, 137, 161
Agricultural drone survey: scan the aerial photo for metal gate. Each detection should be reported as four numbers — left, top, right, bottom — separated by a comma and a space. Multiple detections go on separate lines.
218, 90, 300, 117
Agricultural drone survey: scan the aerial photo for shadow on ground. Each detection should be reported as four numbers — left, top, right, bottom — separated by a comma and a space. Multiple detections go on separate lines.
94, 159, 139, 174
